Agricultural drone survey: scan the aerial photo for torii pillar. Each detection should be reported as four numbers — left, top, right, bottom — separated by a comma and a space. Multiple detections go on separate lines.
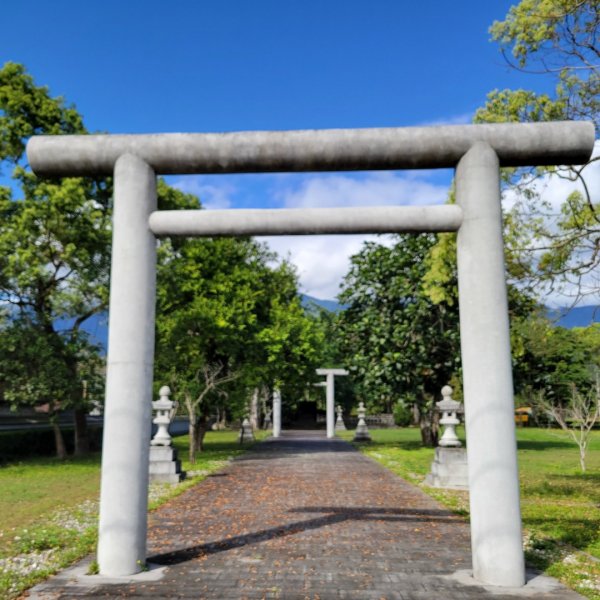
316, 368, 349, 438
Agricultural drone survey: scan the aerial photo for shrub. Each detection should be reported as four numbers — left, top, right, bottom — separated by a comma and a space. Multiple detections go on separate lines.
0, 427, 102, 462
393, 402, 413, 427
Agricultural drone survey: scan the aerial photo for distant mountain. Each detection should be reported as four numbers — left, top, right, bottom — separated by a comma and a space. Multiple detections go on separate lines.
299, 297, 600, 329
49, 303, 598, 355
547, 305, 600, 329
301, 294, 345, 314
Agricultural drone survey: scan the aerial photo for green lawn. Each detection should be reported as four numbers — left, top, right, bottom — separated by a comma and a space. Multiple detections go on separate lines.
0, 428, 266, 599
339, 427, 600, 599
0, 454, 101, 538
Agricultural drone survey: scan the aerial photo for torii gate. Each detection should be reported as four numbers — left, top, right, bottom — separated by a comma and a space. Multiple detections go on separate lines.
27, 121, 594, 587
316, 368, 348, 438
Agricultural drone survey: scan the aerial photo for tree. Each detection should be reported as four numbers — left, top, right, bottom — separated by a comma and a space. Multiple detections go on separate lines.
0, 62, 84, 163
489, 0, 599, 127
254, 262, 324, 404
422, 202, 600, 411
0, 320, 73, 459
309, 307, 357, 415
511, 316, 600, 402
0, 62, 111, 455
535, 380, 599, 472
338, 234, 460, 446
155, 232, 322, 461
476, 0, 599, 305
0, 63, 205, 457
0, 320, 104, 458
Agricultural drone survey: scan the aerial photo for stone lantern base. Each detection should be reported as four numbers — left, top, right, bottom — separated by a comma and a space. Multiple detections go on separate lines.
335, 418, 347, 431
425, 447, 468, 490
239, 418, 255, 443
353, 422, 371, 442
149, 446, 185, 484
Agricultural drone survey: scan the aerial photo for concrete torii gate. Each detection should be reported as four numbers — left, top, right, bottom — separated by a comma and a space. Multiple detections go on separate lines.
316, 368, 349, 438
27, 121, 594, 587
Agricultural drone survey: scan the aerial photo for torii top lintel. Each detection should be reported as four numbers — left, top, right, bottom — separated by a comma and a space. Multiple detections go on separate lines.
316, 369, 349, 376
27, 121, 595, 177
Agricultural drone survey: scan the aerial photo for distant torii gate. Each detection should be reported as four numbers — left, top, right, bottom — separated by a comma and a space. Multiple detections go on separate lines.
27, 121, 594, 587
316, 368, 348, 438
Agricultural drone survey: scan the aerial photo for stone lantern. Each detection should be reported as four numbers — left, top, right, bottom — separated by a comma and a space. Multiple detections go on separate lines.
437, 385, 462, 447
239, 410, 255, 443
425, 385, 468, 489
353, 402, 371, 442
335, 404, 346, 431
149, 386, 184, 484
151, 385, 176, 446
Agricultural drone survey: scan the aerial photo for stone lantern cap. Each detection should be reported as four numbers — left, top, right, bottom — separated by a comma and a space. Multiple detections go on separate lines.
152, 385, 174, 410
435, 385, 463, 413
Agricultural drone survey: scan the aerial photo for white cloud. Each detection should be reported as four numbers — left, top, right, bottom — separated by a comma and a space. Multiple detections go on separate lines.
259, 234, 394, 300
280, 171, 449, 209
173, 177, 235, 210
417, 112, 473, 127
260, 171, 450, 298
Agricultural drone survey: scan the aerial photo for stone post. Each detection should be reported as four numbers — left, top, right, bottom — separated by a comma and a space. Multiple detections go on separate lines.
456, 142, 525, 586
326, 373, 335, 438
97, 154, 157, 576
272, 389, 282, 438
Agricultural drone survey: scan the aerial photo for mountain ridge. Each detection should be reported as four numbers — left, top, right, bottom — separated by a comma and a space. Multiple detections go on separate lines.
53, 300, 599, 354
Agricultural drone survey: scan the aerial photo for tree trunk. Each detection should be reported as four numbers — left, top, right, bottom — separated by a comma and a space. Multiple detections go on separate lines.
49, 413, 67, 459
580, 441, 587, 473
385, 397, 393, 413
418, 405, 438, 448
73, 407, 90, 455
411, 403, 420, 426
188, 419, 197, 464
195, 414, 208, 453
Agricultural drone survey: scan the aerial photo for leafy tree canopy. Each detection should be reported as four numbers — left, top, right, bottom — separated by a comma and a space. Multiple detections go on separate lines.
154, 233, 323, 454
476, 0, 599, 305
338, 234, 460, 446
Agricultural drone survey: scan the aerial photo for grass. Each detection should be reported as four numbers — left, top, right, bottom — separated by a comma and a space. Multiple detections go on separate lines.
339, 426, 600, 599
0, 455, 101, 538
0, 428, 267, 599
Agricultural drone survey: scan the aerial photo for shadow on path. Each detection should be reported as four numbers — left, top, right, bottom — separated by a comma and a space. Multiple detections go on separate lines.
150, 505, 460, 566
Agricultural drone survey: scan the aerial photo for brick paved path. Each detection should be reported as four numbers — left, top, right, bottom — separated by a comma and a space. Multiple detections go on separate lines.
30, 431, 581, 599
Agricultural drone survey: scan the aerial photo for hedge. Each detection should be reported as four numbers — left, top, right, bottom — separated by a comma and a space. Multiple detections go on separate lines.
0, 426, 103, 462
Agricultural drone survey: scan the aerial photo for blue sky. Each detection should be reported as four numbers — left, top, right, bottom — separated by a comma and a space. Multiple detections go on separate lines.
3, 1, 593, 301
